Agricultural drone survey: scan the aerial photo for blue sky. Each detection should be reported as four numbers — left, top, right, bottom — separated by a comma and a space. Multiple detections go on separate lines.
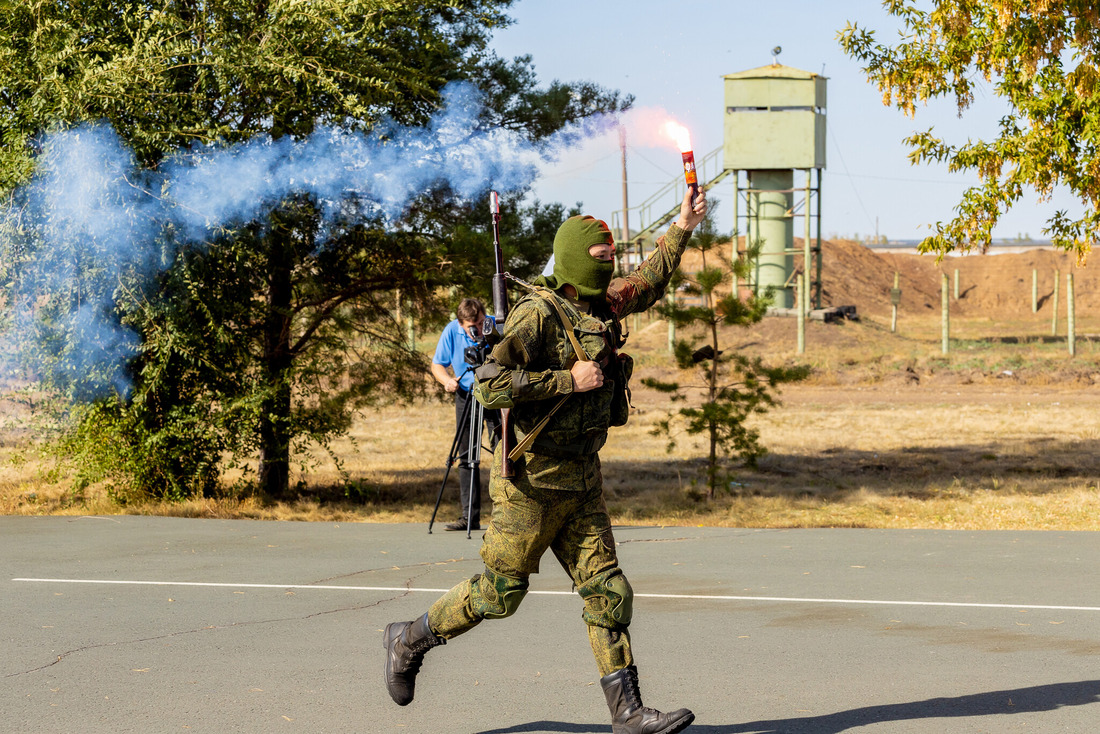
490, 0, 1079, 242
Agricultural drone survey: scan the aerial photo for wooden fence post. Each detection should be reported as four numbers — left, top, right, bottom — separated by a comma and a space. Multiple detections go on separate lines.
1067, 272, 1076, 357
1051, 269, 1060, 336
796, 273, 805, 355
941, 273, 950, 355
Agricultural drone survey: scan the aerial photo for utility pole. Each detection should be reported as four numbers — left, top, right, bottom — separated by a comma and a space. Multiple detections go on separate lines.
618, 125, 630, 276
620, 124, 640, 333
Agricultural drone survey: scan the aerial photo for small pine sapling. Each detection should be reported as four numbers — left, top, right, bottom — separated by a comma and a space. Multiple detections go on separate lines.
643, 208, 809, 499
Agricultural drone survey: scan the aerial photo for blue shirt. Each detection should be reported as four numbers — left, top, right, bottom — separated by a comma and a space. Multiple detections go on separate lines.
433, 317, 495, 392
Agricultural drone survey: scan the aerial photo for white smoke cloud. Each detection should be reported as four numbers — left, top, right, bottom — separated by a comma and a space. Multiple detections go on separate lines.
0, 82, 619, 399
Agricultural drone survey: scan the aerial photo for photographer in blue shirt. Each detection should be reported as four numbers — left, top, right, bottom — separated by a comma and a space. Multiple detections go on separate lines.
431, 298, 501, 531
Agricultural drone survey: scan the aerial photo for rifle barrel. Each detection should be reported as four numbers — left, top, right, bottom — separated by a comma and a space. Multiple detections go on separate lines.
489, 193, 515, 477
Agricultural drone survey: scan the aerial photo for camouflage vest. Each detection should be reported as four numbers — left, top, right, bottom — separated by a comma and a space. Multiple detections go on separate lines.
477, 288, 633, 458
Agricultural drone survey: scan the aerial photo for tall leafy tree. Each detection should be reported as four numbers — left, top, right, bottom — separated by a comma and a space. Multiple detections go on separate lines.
839, 1, 1100, 256
0, 1, 630, 500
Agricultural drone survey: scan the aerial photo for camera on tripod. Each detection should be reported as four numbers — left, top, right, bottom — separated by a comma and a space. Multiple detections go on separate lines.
463, 315, 498, 367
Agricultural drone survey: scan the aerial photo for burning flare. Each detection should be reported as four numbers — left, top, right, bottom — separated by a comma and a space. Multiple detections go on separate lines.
660, 120, 698, 204
660, 120, 693, 153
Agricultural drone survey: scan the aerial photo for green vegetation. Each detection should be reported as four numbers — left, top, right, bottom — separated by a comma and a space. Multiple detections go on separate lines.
839, 2, 1100, 256
0, 1, 628, 501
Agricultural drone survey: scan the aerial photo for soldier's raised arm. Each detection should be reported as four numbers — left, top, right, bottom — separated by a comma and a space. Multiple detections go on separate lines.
607, 187, 708, 318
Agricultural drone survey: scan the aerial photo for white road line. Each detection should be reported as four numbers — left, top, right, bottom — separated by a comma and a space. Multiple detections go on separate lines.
12, 577, 1100, 612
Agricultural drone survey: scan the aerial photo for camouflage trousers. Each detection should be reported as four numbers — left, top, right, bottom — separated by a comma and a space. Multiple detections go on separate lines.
427, 449, 632, 676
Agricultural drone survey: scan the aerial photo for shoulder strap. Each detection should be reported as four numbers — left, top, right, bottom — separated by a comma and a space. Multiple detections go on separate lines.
531, 288, 588, 364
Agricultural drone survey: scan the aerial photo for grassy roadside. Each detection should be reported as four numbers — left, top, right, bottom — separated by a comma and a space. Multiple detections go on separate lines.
5, 313, 1100, 530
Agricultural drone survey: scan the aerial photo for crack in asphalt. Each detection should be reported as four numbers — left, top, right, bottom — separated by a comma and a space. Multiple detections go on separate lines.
5, 567, 437, 679
307, 556, 473, 584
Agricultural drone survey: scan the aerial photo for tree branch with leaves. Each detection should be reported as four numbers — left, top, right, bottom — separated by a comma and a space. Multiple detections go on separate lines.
839, 1, 1100, 257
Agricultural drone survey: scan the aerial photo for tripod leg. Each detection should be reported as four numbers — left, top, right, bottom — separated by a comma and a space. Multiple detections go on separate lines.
464, 397, 485, 539
429, 391, 473, 534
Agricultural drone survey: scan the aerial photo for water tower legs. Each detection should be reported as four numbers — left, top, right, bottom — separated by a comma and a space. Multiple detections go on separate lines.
748, 170, 794, 308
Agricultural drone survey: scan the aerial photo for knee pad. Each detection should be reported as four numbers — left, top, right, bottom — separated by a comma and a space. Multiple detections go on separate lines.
470, 567, 529, 620
577, 568, 633, 631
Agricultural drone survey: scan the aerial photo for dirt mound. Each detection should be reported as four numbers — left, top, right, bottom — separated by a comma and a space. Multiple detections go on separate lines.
869, 245, 1083, 319
677, 237, 1085, 320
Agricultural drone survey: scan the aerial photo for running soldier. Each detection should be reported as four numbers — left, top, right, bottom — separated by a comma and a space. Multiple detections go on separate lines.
384, 187, 708, 734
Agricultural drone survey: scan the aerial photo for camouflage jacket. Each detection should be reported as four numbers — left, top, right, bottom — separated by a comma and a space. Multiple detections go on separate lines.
473, 224, 692, 491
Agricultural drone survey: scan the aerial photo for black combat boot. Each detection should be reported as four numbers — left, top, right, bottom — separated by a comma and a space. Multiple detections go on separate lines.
600, 665, 695, 734
383, 613, 445, 706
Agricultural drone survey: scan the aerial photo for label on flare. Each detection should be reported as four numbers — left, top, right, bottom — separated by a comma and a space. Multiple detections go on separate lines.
681, 151, 698, 185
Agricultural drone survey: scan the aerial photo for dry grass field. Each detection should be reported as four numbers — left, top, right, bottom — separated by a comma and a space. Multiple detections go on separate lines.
5, 241, 1100, 529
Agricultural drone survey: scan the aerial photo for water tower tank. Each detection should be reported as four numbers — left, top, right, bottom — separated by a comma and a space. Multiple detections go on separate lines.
724, 64, 826, 170
723, 64, 826, 308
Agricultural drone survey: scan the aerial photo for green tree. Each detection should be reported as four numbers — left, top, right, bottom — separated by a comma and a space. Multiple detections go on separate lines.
0, 1, 629, 500
642, 214, 809, 499
839, 1, 1100, 256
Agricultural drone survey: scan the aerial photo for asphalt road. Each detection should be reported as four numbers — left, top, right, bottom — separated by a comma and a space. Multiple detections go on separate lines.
4, 516, 1099, 733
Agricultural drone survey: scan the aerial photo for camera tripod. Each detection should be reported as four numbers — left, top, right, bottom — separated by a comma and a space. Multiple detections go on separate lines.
428, 386, 493, 539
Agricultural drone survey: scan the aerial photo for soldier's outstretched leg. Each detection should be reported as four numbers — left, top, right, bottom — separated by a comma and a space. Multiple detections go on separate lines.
383, 566, 529, 706
382, 613, 445, 706
600, 664, 695, 734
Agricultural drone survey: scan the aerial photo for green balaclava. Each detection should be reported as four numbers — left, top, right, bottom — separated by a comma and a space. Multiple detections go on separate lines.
537, 215, 616, 300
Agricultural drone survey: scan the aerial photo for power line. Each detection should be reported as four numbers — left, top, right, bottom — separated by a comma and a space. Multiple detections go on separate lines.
836, 170, 978, 186
625, 145, 675, 178
537, 151, 617, 179
828, 125, 876, 233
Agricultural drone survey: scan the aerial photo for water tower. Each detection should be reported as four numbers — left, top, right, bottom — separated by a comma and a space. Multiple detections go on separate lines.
724, 58, 826, 309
